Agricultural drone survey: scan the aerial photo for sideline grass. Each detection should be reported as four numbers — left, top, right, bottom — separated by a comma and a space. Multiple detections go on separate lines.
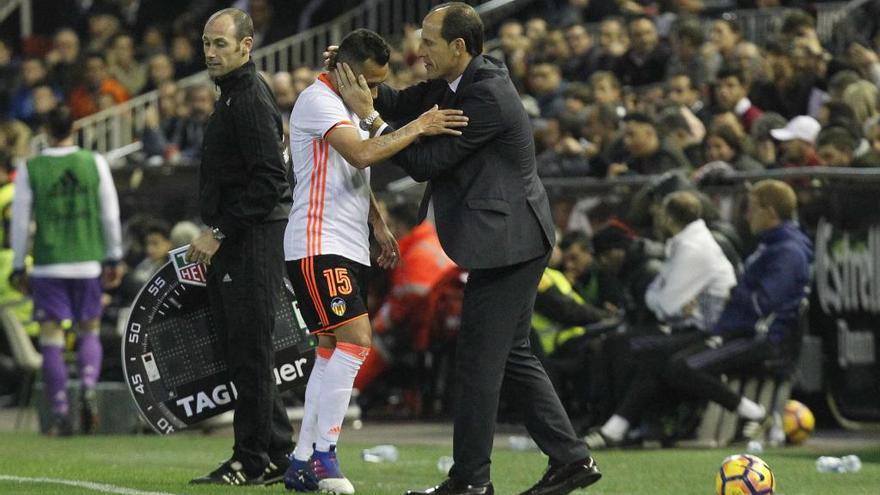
2, 432, 878, 494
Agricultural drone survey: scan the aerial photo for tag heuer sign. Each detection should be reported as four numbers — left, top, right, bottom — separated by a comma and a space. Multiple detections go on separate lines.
122, 248, 314, 434
169, 245, 206, 286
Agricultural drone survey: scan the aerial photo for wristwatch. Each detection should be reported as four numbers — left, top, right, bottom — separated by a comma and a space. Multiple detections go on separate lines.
359, 110, 380, 131
211, 227, 226, 241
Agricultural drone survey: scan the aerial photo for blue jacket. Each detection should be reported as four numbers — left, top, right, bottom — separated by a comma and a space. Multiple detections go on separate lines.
714, 221, 813, 342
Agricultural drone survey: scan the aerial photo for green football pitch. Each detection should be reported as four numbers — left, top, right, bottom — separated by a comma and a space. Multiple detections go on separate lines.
0, 431, 877, 494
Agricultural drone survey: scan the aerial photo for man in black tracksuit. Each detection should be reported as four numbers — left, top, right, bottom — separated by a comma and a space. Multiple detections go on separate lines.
187, 8, 294, 486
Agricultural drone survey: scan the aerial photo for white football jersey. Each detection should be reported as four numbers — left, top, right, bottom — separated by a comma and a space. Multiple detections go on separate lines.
285, 74, 371, 266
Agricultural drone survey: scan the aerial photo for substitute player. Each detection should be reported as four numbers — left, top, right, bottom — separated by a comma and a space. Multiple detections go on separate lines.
283, 29, 467, 494
10, 106, 123, 435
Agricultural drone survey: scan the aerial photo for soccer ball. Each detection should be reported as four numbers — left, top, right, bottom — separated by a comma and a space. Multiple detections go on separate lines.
783, 400, 815, 445
715, 454, 775, 495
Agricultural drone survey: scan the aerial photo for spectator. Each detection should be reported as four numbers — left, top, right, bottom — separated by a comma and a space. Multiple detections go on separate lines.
589, 71, 623, 108
734, 41, 767, 83
10, 58, 56, 128
0, 39, 17, 115
525, 17, 549, 49
562, 23, 598, 81
656, 106, 703, 169
563, 83, 591, 114
108, 33, 147, 96
141, 81, 183, 162
249, 0, 286, 48
615, 16, 671, 87
613, 112, 690, 177
85, 7, 122, 54
536, 114, 593, 178
271, 72, 296, 128
46, 28, 83, 96
493, 20, 529, 87
27, 83, 62, 132
751, 38, 815, 119
140, 24, 167, 58
645, 191, 737, 331
714, 66, 763, 132
291, 66, 316, 95
170, 220, 200, 247
750, 112, 787, 167
769, 115, 821, 168
666, 72, 709, 123
127, 219, 172, 288
541, 29, 571, 64
842, 79, 879, 125
528, 60, 567, 118
666, 18, 709, 88
827, 70, 861, 102
816, 126, 858, 167
595, 17, 628, 72
708, 18, 742, 72
581, 102, 625, 177
145, 53, 175, 93
703, 125, 764, 171
68, 52, 130, 119
170, 34, 201, 78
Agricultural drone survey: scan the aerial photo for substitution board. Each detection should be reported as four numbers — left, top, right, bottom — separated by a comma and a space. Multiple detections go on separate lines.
122, 246, 314, 434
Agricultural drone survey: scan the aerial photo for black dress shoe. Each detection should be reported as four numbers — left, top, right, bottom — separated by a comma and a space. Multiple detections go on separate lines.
189, 459, 265, 486
519, 457, 602, 495
405, 478, 494, 494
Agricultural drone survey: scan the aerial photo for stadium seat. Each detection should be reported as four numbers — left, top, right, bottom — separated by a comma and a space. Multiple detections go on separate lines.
680, 296, 809, 448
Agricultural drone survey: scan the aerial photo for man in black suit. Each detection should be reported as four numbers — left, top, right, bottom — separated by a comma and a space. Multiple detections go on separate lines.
335, 3, 601, 494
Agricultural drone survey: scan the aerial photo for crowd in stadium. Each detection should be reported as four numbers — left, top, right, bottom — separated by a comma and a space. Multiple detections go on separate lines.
0, 0, 877, 446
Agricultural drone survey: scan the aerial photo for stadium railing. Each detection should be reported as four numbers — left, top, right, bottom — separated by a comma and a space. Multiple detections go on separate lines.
28, 0, 539, 159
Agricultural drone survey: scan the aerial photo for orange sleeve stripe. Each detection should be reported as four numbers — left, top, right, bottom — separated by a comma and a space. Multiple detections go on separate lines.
323, 120, 355, 140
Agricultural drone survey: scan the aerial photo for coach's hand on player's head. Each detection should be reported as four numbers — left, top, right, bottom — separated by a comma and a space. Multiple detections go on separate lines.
186, 230, 221, 266
335, 62, 375, 119
416, 105, 469, 136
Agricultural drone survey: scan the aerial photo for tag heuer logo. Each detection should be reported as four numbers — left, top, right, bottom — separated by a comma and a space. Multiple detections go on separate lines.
169, 246, 207, 286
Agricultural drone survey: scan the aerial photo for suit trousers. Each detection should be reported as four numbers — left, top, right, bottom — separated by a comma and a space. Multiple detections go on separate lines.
450, 252, 589, 484
206, 220, 294, 475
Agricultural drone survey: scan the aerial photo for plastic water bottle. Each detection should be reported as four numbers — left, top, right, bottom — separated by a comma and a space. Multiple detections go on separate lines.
437, 456, 454, 474
816, 456, 844, 473
746, 440, 764, 454
508, 435, 538, 451
361, 445, 399, 463
841, 455, 862, 473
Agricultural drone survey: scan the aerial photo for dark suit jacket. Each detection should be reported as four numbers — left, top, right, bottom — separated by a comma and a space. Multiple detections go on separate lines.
376, 55, 555, 270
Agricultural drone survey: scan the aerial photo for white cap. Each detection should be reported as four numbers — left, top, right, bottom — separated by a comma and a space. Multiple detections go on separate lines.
770, 116, 821, 144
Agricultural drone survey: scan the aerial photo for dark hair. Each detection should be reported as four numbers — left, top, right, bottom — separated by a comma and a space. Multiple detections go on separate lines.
706, 125, 744, 157
559, 230, 592, 252
589, 102, 621, 128
821, 100, 860, 137
335, 29, 391, 68
816, 126, 857, 152
662, 190, 703, 227
828, 70, 861, 96
431, 2, 484, 57
672, 18, 703, 47
765, 36, 793, 57
85, 50, 106, 64
143, 219, 171, 240
45, 106, 74, 140
781, 10, 815, 36
716, 65, 746, 86
207, 8, 254, 41
656, 108, 690, 137
623, 112, 655, 127
592, 221, 636, 255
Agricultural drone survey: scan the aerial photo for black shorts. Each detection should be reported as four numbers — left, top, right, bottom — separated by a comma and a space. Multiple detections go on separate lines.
287, 254, 369, 334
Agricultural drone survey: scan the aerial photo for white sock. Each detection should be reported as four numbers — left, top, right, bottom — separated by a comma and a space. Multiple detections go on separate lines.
737, 398, 766, 420
293, 348, 333, 461
600, 414, 630, 442
315, 343, 369, 452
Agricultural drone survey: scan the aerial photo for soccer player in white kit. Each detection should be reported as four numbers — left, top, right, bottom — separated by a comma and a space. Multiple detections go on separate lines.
283, 29, 468, 494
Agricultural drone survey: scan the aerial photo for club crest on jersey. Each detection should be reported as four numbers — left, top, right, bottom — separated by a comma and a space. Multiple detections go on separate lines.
169, 246, 207, 287
330, 297, 347, 317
